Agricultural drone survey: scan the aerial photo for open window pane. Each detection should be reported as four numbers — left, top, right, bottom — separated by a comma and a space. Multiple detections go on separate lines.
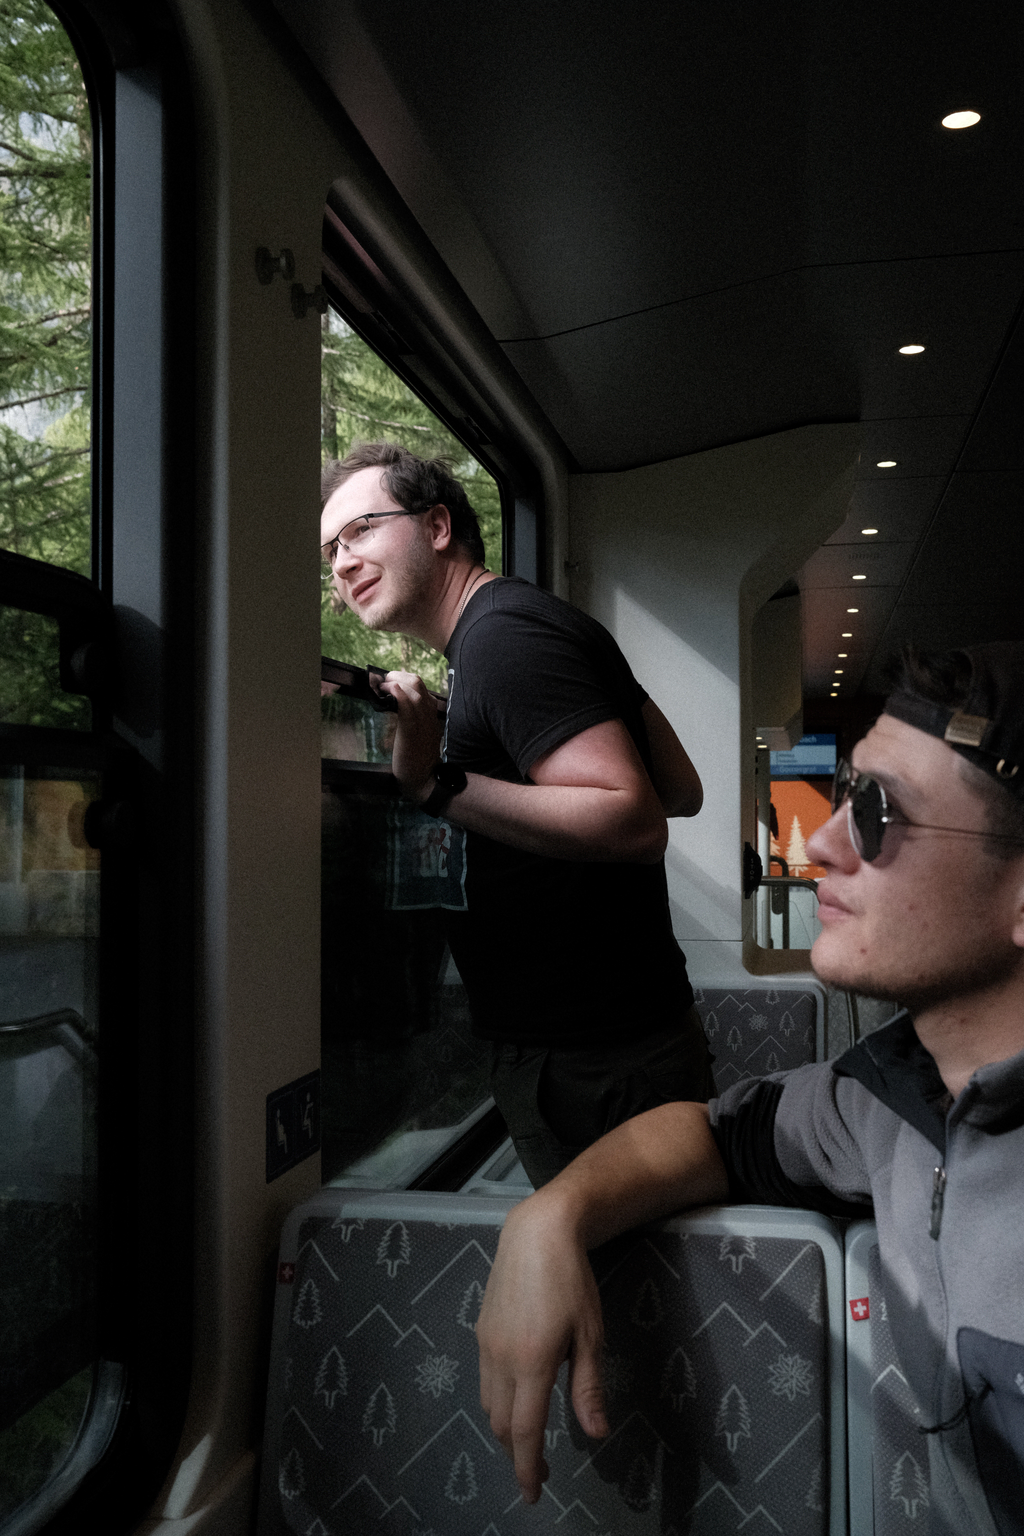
319, 315, 504, 1186
320, 311, 502, 693
0, 3, 92, 577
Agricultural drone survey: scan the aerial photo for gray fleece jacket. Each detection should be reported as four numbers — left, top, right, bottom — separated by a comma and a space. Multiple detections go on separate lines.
708, 1012, 1024, 1536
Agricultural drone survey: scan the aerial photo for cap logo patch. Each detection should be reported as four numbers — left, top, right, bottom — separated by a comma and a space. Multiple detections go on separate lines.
944, 711, 989, 748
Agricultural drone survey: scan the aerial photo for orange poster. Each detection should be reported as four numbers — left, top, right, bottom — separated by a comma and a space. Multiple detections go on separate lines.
769, 779, 832, 881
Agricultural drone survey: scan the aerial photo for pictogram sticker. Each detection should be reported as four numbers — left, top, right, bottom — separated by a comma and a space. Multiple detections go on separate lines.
266, 1070, 321, 1182
849, 1296, 870, 1321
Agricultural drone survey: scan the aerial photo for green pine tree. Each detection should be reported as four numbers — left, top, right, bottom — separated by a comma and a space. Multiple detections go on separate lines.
320, 309, 502, 692
0, 0, 91, 572
0, 2, 92, 730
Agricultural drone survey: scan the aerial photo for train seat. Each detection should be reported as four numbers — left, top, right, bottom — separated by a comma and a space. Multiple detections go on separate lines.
845, 1222, 929, 1536
691, 983, 825, 1092
257, 1191, 846, 1536
462, 980, 828, 1195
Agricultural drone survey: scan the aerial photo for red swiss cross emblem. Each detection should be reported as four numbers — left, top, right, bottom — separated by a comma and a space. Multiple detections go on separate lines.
278, 1261, 296, 1284
849, 1296, 870, 1321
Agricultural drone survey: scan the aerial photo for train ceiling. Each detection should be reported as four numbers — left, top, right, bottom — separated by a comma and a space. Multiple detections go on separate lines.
273, 0, 1024, 700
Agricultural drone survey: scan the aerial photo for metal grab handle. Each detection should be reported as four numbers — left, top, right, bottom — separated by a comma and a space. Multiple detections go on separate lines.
759, 876, 819, 948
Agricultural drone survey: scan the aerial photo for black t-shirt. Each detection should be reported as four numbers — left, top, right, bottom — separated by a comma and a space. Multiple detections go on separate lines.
442, 577, 694, 1045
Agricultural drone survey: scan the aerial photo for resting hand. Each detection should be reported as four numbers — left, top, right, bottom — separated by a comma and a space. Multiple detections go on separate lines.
378, 670, 443, 798
477, 1200, 609, 1504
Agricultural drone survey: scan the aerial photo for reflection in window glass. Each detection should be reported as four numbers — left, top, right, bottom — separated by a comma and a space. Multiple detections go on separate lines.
320, 311, 502, 693
0, 3, 92, 576
320, 687, 394, 765
321, 787, 491, 1188
0, 607, 91, 730
0, 765, 101, 1516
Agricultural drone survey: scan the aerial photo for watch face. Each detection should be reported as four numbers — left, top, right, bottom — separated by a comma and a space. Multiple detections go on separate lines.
438, 763, 468, 793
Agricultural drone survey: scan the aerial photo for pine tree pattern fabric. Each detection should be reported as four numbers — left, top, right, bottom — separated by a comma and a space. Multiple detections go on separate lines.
262, 1198, 840, 1536
868, 1243, 930, 1531
692, 989, 819, 1089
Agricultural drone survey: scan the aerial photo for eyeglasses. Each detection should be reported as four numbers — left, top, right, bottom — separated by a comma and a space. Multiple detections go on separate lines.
831, 757, 1024, 862
321, 508, 427, 568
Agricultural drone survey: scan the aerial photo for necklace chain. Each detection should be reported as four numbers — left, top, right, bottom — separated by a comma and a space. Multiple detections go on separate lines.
456, 567, 489, 623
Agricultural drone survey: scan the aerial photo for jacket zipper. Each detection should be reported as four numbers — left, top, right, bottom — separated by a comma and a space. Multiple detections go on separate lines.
929, 1163, 946, 1240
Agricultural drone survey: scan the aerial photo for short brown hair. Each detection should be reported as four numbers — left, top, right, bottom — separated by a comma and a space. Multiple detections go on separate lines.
321, 441, 486, 565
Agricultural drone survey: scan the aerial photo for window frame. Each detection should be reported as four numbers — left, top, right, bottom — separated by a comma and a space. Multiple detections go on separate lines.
0, 4, 198, 1532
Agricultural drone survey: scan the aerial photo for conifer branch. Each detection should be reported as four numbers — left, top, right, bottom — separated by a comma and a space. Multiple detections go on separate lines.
0, 385, 84, 409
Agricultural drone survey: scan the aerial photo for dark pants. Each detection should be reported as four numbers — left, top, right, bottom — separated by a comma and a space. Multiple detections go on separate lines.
488, 1005, 716, 1189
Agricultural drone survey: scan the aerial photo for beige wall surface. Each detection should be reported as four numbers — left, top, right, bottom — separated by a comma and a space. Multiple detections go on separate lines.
143, 0, 341, 1528
567, 423, 860, 980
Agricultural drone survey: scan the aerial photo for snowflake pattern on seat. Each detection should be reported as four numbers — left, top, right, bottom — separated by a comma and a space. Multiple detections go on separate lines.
692, 989, 819, 1091
768, 1353, 814, 1401
414, 1353, 459, 1399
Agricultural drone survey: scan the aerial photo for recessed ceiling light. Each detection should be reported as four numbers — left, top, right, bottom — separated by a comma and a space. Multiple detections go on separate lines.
847, 608, 859, 613
942, 110, 981, 130
861, 528, 879, 535
831, 692, 838, 698
835, 669, 844, 675
876, 460, 897, 468
842, 631, 853, 637
899, 344, 926, 355
852, 574, 867, 580
838, 652, 848, 658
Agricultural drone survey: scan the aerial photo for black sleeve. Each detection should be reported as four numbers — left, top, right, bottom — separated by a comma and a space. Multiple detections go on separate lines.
709, 1078, 875, 1219
464, 609, 630, 776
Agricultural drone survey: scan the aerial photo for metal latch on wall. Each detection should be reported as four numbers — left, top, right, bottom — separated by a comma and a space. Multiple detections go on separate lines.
255, 246, 327, 320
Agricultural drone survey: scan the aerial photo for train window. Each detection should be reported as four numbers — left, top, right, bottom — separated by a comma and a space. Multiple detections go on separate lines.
754, 738, 825, 951
319, 311, 504, 1188
751, 591, 824, 952
320, 308, 502, 689
0, 10, 129, 1531
0, 1, 92, 580
1, 607, 91, 730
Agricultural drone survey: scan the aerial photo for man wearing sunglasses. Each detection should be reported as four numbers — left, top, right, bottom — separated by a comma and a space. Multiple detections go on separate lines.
475, 641, 1024, 1532
321, 441, 713, 1188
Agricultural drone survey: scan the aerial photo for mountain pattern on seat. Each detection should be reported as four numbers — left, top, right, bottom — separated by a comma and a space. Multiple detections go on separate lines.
692, 989, 818, 1091
269, 1213, 830, 1535
868, 1243, 930, 1530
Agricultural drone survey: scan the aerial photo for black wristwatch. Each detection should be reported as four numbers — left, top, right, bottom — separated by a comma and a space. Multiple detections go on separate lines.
420, 760, 468, 818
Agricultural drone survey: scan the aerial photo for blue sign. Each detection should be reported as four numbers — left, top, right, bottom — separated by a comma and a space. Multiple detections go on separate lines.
770, 734, 837, 779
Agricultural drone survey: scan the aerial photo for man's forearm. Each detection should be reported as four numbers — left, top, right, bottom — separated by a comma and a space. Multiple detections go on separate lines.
476, 1102, 730, 1503
511, 1101, 730, 1249
429, 771, 668, 863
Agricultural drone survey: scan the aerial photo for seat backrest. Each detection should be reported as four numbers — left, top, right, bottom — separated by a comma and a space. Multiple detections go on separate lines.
463, 981, 828, 1195
692, 984, 824, 1091
845, 1221, 929, 1536
258, 1191, 847, 1536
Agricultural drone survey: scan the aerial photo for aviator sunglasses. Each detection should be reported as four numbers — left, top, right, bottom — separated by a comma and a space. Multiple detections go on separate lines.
831, 757, 1024, 862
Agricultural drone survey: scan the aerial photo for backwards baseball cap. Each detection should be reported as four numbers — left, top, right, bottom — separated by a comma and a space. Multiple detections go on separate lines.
883, 642, 1024, 798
